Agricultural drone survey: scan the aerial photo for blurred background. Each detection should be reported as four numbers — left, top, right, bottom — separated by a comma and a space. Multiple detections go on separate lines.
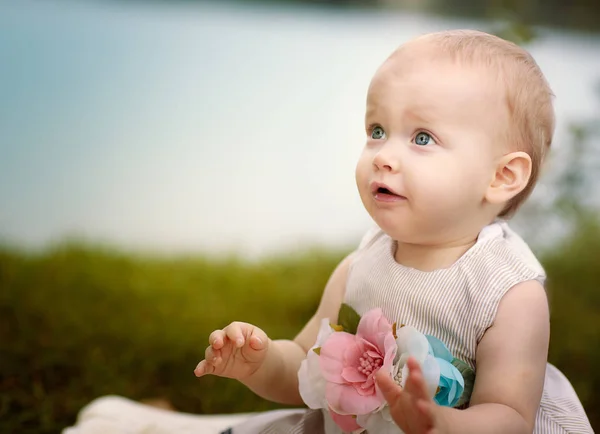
0, 0, 598, 432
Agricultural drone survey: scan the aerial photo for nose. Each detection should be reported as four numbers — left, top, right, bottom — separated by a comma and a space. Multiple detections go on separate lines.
372, 143, 400, 173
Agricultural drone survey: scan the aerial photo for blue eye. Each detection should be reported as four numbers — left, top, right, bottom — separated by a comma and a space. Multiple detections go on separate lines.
415, 132, 433, 146
371, 126, 386, 140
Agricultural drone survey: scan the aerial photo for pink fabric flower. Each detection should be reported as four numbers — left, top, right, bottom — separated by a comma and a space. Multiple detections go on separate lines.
319, 308, 397, 416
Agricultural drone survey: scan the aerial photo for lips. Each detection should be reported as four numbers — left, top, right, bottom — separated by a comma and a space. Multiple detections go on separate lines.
371, 182, 406, 202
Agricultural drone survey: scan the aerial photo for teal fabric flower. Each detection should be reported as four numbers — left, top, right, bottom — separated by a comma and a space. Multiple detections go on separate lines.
425, 335, 466, 407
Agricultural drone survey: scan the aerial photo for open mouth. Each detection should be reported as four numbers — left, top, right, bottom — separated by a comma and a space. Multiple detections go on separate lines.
371, 183, 406, 202
377, 186, 395, 195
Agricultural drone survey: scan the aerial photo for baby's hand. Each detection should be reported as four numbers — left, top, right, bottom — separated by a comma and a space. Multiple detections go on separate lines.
194, 321, 270, 381
376, 357, 442, 434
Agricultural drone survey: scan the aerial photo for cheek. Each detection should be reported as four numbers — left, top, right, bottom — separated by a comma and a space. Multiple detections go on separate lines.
355, 150, 371, 185
412, 166, 478, 207
355, 151, 376, 209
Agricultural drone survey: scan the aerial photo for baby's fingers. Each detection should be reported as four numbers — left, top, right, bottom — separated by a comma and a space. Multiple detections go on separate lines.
194, 359, 215, 377
224, 322, 245, 348
209, 329, 226, 350
405, 357, 431, 401
375, 369, 402, 403
248, 334, 265, 351
204, 345, 221, 366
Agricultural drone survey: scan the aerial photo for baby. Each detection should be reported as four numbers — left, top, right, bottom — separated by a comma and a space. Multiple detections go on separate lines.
195, 29, 593, 433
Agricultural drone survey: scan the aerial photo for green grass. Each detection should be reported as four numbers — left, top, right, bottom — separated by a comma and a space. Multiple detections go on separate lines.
0, 244, 348, 433
1, 223, 599, 433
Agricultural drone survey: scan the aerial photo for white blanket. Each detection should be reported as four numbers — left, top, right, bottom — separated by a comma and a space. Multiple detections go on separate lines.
62, 395, 304, 434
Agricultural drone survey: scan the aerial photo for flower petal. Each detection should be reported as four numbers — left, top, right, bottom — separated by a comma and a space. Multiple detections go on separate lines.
342, 367, 366, 383
436, 387, 449, 405
329, 408, 362, 432
315, 318, 336, 346
344, 339, 368, 367
398, 362, 410, 389
326, 382, 384, 416
425, 335, 454, 362
438, 358, 465, 388
383, 333, 397, 369
320, 332, 358, 383
298, 354, 327, 409
434, 358, 465, 407
323, 411, 347, 434
354, 381, 376, 396
421, 355, 441, 399
395, 326, 429, 363
448, 380, 458, 403
372, 334, 397, 402
396, 353, 410, 369
356, 308, 391, 342
357, 407, 405, 434
298, 318, 337, 410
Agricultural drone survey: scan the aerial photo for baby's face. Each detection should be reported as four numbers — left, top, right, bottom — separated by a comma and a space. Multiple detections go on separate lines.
355, 42, 509, 244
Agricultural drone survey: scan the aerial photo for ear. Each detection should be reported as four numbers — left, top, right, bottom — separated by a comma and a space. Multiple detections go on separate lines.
485, 151, 532, 205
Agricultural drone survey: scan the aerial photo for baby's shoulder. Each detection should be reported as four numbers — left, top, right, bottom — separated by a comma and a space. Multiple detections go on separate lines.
463, 221, 546, 292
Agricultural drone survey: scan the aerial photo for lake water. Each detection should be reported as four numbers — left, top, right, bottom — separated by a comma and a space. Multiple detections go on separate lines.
1, 0, 599, 257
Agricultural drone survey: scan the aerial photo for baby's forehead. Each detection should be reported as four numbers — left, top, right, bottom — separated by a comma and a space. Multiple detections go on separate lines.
366, 47, 511, 141
368, 48, 503, 101
375, 38, 487, 79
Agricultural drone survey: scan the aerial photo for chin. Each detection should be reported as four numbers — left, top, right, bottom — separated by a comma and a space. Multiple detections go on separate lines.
368, 210, 411, 241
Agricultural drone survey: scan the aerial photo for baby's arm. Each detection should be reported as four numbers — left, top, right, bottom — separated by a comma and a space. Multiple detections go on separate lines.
441, 279, 550, 433
197, 253, 353, 405
378, 279, 549, 434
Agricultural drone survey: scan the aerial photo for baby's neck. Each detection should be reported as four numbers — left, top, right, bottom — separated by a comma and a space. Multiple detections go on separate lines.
393, 235, 478, 272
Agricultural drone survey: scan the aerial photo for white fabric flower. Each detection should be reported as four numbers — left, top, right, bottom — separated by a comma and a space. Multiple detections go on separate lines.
298, 318, 334, 409
357, 406, 404, 434
394, 326, 440, 399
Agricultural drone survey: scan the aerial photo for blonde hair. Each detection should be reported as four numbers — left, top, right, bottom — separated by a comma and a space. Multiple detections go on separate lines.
405, 30, 556, 218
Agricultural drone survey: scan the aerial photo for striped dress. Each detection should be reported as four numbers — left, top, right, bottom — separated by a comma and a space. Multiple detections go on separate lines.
230, 221, 593, 434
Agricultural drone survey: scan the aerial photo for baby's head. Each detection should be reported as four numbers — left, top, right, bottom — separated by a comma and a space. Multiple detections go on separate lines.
355, 29, 555, 244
